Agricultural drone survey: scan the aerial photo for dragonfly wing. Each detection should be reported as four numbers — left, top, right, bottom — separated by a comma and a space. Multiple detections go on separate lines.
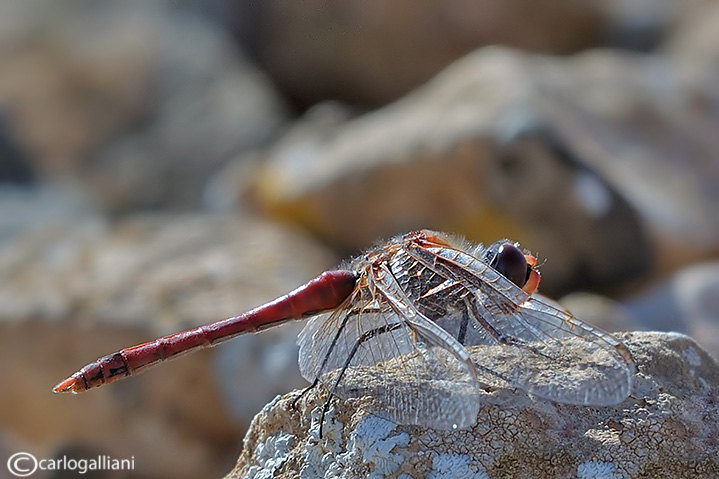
406, 243, 636, 406
297, 289, 415, 382
297, 271, 481, 430
478, 296, 636, 406
451, 275, 635, 406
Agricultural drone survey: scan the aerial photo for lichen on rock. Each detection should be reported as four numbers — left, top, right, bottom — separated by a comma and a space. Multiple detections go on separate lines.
226, 332, 719, 479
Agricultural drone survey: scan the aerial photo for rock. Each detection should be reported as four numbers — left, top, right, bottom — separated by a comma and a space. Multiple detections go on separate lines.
0, 0, 288, 212
559, 291, 643, 334
560, 260, 719, 362
533, 3, 719, 274
247, 19, 719, 293
624, 261, 719, 360
664, 0, 719, 66
226, 332, 719, 479
535, 49, 719, 277
0, 111, 34, 184
0, 213, 338, 479
248, 0, 694, 107
0, 182, 97, 244
247, 47, 652, 296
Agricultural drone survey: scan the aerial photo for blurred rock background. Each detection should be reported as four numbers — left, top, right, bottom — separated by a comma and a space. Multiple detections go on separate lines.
0, 0, 717, 478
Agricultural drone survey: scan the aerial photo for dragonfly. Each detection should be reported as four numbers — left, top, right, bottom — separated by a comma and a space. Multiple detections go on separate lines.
54, 230, 636, 431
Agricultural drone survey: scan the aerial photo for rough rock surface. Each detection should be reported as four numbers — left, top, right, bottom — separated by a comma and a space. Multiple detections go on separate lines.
227, 332, 719, 479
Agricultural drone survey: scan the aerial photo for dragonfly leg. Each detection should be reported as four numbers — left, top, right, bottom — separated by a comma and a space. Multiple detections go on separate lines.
318, 392, 336, 439
318, 321, 406, 438
291, 377, 319, 410
456, 310, 469, 345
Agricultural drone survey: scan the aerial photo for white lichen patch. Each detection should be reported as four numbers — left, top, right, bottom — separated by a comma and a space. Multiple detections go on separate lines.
335, 416, 409, 479
301, 409, 410, 479
308, 404, 345, 445
577, 460, 624, 479
300, 405, 345, 479
260, 394, 283, 414
683, 345, 702, 368
244, 431, 295, 479
427, 453, 488, 479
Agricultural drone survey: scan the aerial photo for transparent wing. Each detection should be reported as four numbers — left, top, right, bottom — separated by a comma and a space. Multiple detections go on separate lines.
297, 273, 480, 430
404, 244, 636, 406
298, 288, 414, 380
462, 295, 636, 406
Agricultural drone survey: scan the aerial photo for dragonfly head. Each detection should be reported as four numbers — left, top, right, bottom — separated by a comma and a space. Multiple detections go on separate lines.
484, 241, 541, 295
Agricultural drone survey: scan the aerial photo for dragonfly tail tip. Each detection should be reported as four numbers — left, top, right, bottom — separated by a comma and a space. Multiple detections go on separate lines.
53, 376, 80, 394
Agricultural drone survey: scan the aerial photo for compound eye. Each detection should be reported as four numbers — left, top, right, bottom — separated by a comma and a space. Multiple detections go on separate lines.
488, 243, 529, 288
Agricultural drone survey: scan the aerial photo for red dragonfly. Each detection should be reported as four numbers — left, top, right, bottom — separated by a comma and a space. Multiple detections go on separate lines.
54, 230, 635, 430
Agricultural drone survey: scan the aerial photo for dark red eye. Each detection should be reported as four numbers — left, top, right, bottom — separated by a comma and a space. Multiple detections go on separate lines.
487, 243, 529, 288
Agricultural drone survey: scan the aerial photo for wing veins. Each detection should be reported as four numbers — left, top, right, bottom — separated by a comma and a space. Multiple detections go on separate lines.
404, 244, 567, 351
372, 263, 477, 376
